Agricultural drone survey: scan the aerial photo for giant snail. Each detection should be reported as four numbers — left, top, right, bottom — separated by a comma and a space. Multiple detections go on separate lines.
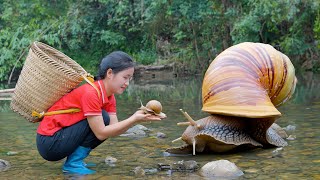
166, 42, 297, 155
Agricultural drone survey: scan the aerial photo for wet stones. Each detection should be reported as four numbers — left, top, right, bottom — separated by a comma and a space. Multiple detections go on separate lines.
155, 132, 167, 139
105, 156, 117, 167
0, 159, 10, 172
158, 160, 199, 172
199, 160, 244, 178
120, 124, 167, 139
120, 124, 149, 137
133, 166, 158, 176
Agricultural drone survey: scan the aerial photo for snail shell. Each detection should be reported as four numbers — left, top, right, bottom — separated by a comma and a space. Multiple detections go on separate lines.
202, 42, 297, 118
146, 100, 162, 114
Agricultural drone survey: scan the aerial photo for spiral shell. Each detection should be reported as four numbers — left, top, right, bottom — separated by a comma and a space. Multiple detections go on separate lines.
202, 42, 297, 118
146, 100, 162, 114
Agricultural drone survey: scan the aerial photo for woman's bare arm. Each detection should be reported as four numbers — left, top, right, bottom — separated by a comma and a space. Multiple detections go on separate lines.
87, 110, 161, 140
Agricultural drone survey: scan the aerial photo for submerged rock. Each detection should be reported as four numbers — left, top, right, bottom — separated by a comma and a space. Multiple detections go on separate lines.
105, 156, 117, 166
272, 147, 284, 158
120, 124, 149, 137
144, 168, 158, 174
199, 160, 244, 178
155, 132, 167, 139
158, 160, 199, 172
287, 135, 296, 140
0, 159, 10, 172
6, 151, 19, 156
283, 125, 296, 134
133, 166, 145, 176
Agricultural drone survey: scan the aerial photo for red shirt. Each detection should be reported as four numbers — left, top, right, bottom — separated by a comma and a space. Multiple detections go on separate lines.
37, 80, 116, 136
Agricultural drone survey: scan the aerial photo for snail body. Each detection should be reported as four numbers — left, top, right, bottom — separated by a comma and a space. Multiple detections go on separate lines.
167, 115, 288, 155
167, 42, 295, 155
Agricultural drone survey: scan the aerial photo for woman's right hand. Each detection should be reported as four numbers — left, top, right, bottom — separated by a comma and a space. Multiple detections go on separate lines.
131, 110, 162, 123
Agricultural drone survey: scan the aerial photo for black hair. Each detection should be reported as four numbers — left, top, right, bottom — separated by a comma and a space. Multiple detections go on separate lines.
96, 51, 135, 80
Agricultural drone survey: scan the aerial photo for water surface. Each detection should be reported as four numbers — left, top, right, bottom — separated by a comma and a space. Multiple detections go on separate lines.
0, 72, 319, 179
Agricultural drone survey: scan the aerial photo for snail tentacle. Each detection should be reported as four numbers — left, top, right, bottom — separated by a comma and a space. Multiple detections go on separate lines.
179, 109, 201, 128
171, 137, 182, 143
177, 122, 191, 126
192, 138, 196, 156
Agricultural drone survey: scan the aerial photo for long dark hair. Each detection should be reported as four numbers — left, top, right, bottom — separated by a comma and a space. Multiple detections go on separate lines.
96, 51, 135, 80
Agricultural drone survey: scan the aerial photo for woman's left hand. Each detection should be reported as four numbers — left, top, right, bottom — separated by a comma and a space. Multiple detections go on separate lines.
131, 110, 162, 122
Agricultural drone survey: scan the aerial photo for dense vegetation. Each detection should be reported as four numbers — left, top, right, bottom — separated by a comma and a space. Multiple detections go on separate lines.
1, 0, 320, 83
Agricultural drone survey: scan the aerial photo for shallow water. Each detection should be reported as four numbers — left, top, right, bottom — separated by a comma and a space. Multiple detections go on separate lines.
0, 72, 319, 179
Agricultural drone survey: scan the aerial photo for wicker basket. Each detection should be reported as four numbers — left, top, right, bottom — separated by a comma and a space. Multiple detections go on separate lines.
10, 42, 91, 122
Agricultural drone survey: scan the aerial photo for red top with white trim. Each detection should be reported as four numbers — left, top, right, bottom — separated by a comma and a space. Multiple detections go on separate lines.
37, 80, 116, 136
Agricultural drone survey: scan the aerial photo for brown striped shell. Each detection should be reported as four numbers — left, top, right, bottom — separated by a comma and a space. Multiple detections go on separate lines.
202, 42, 297, 118
146, 100, 162, 114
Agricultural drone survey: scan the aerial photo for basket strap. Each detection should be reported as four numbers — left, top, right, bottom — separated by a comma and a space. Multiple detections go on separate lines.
82, 74, 101, 98
31, 74, 101, 119
32, 108, 81, 119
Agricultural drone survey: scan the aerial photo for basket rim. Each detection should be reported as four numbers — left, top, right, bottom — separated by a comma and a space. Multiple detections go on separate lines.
32, 41, 87, 76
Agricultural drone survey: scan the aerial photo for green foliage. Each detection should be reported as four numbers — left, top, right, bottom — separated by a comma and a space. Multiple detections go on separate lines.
0, 0, 319, 83
231, 15, 261, 43
100, 30, 126, 46
231, 0, 319, 58
280, 36, 308, 56
132, 50, 157, 65
314, 10, 320, 49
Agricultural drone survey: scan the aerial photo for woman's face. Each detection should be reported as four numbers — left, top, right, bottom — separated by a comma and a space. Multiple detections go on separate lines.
110, 67, 134, 94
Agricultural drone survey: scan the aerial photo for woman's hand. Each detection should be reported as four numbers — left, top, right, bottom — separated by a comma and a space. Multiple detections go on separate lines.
131, 110, 162, 122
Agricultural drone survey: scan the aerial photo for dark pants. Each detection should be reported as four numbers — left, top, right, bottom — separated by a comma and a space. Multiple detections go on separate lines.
36, 110, 110, 161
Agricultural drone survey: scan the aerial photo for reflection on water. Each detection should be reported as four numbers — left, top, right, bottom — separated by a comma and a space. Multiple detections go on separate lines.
0, 72, 319, 179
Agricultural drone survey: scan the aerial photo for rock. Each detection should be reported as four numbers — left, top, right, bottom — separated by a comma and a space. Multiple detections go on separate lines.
283, 125, 296, 134
120, 124, 149, 137
133, 64, 175, 85
120, 130, 146, 137
129, 124, 149, 132
133, 166, 145, 176
199, 160, 244, 178
0, 159, 10, 172
180, 160, 199, 170
144, 168, 158, 174
156, 132, 167, 139
286, 135, 296, 141
105, 156, 117, 166
272, 147, 284, 158
158, 160, 199, 172
6, 151, 19, 156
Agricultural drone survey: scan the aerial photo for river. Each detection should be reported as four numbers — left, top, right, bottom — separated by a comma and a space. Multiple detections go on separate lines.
0, 71, 319, 179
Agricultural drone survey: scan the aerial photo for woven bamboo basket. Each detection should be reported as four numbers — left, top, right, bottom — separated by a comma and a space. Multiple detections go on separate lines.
10, 41, 92, 122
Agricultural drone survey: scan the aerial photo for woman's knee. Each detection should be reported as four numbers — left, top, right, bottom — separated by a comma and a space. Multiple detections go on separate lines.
36, 134, 66, 161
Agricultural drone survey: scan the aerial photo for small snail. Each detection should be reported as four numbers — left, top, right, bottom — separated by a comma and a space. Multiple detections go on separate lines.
167, 42, 297, 155
139, 100, 167, 118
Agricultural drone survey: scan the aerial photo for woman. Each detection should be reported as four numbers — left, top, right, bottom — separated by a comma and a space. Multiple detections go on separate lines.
36, 51, 163, 175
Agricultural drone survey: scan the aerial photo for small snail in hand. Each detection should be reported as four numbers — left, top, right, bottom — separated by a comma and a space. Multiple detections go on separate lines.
167, 42, 296, 155
139, 100, 167, 118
